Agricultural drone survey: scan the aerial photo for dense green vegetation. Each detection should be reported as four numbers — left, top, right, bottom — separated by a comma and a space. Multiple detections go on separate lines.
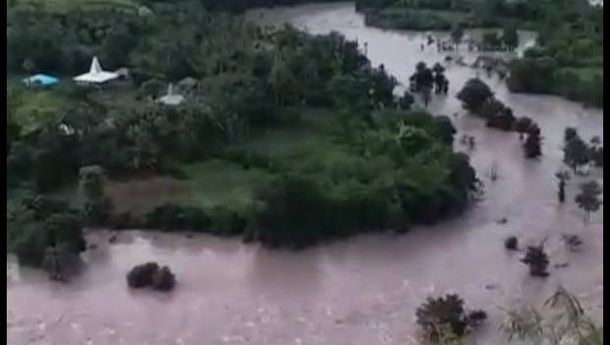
7, 0, 479, 262
355, 0, 603, 108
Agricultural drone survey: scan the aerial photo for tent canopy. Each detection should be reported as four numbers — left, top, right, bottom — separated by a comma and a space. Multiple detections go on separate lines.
158, 83, 185, 106
23, 74, 59, 87
73, 57, 118, 84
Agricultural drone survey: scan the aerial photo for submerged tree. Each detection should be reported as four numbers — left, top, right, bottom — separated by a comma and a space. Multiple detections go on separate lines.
410, 62, 434, 107
456, 78, 493, 112
501, 286, 603, 345
563, 134, 589, 173
514, 116, 533, 140
504, 236, 518, 250
416, 294, 487, 342
575, 180, 602, 224
41, 243, 81, 282
520, 244, 549, 277
523, 124, 542, 159
555, 170, 570, 203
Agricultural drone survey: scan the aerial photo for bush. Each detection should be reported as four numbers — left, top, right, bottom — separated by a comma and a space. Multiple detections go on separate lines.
151, 266, 176, 291
126, 262, 160, 288
41, 243, 81, 282
457, 78, 494, 112
8, 200, 86, 269
504, 236, 518, 250
415, 294, 487, 341
208, 205, 249, 235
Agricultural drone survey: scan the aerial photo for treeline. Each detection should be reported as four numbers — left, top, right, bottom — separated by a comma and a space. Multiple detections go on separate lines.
356, 0, 544, 31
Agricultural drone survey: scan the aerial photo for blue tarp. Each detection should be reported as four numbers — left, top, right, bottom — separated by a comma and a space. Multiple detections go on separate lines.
23, 74, 60, 87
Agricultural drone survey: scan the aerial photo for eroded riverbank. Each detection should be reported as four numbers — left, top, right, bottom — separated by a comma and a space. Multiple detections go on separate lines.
8, 3, 603, 345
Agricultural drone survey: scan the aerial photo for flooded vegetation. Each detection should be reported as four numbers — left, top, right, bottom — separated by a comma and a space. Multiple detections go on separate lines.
7, 1, 603, 344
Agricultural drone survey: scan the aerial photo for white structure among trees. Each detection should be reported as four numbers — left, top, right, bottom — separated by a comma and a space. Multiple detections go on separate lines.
73, 57, 119, 85
158, 84, 185, 106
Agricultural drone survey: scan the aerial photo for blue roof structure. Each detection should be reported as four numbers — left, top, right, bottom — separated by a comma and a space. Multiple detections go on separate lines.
23, 74, 60, 87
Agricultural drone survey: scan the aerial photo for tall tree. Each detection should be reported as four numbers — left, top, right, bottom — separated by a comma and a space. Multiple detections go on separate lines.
563, 135, 589, 172
523, 124, 542, 159
575, 180, 602, 224
555, 170, 570, 203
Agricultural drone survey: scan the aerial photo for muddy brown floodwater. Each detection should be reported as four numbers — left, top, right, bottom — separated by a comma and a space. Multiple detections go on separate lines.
7, 3, 603, 345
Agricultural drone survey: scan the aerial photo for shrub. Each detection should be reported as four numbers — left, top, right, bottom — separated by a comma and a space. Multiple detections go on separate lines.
521, 245, 550, 277
151, 266, 176, 291
415, 294, 487, 341
126, 262, 159, 288
504, 236, 518, 250
208, 205, 249, 235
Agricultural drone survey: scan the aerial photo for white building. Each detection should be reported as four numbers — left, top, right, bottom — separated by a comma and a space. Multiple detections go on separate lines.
73, 57, 119, 85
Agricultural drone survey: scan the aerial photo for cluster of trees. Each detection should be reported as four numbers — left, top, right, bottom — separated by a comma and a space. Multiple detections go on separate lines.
7, 1, 480, 257
479, 26, 519, 51
409, 62, 448, 106
7, 195, 86, 280
250, 110, 475, 249
456, 78, 542, 158
506, 0, 602, 107
7, 1, 397, 192
357, 0, 544, 31
563, 128, 603, 172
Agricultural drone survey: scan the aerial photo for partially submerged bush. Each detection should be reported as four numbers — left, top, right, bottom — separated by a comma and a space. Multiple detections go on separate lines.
151, 266, 176, 291
415, 294, 487, 341
41, 243, 81, 282
504, 236, 518, 250
521, 245, 550, 277
127, 262, 176, 291
126, 262, 159, 288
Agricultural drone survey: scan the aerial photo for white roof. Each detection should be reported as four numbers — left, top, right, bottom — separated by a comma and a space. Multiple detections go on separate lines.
158, 84, 185, 105
73, 57, 118, 84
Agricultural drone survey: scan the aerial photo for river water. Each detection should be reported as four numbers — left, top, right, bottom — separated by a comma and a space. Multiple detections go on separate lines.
7, 3, 603, 345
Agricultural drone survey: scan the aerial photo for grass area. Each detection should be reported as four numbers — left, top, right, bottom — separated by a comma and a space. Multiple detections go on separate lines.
12, 89, 67, 134
177, 159, 273, 210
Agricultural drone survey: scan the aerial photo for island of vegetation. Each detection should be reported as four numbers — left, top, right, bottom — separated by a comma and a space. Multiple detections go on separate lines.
7, 0, 480, 276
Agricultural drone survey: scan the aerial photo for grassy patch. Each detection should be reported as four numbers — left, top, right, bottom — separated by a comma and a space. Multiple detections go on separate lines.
12, 89, 67, 134
177, 159, 273, 210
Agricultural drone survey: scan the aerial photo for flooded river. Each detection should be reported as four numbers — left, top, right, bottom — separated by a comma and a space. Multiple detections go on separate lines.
7, 3, 603, 345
